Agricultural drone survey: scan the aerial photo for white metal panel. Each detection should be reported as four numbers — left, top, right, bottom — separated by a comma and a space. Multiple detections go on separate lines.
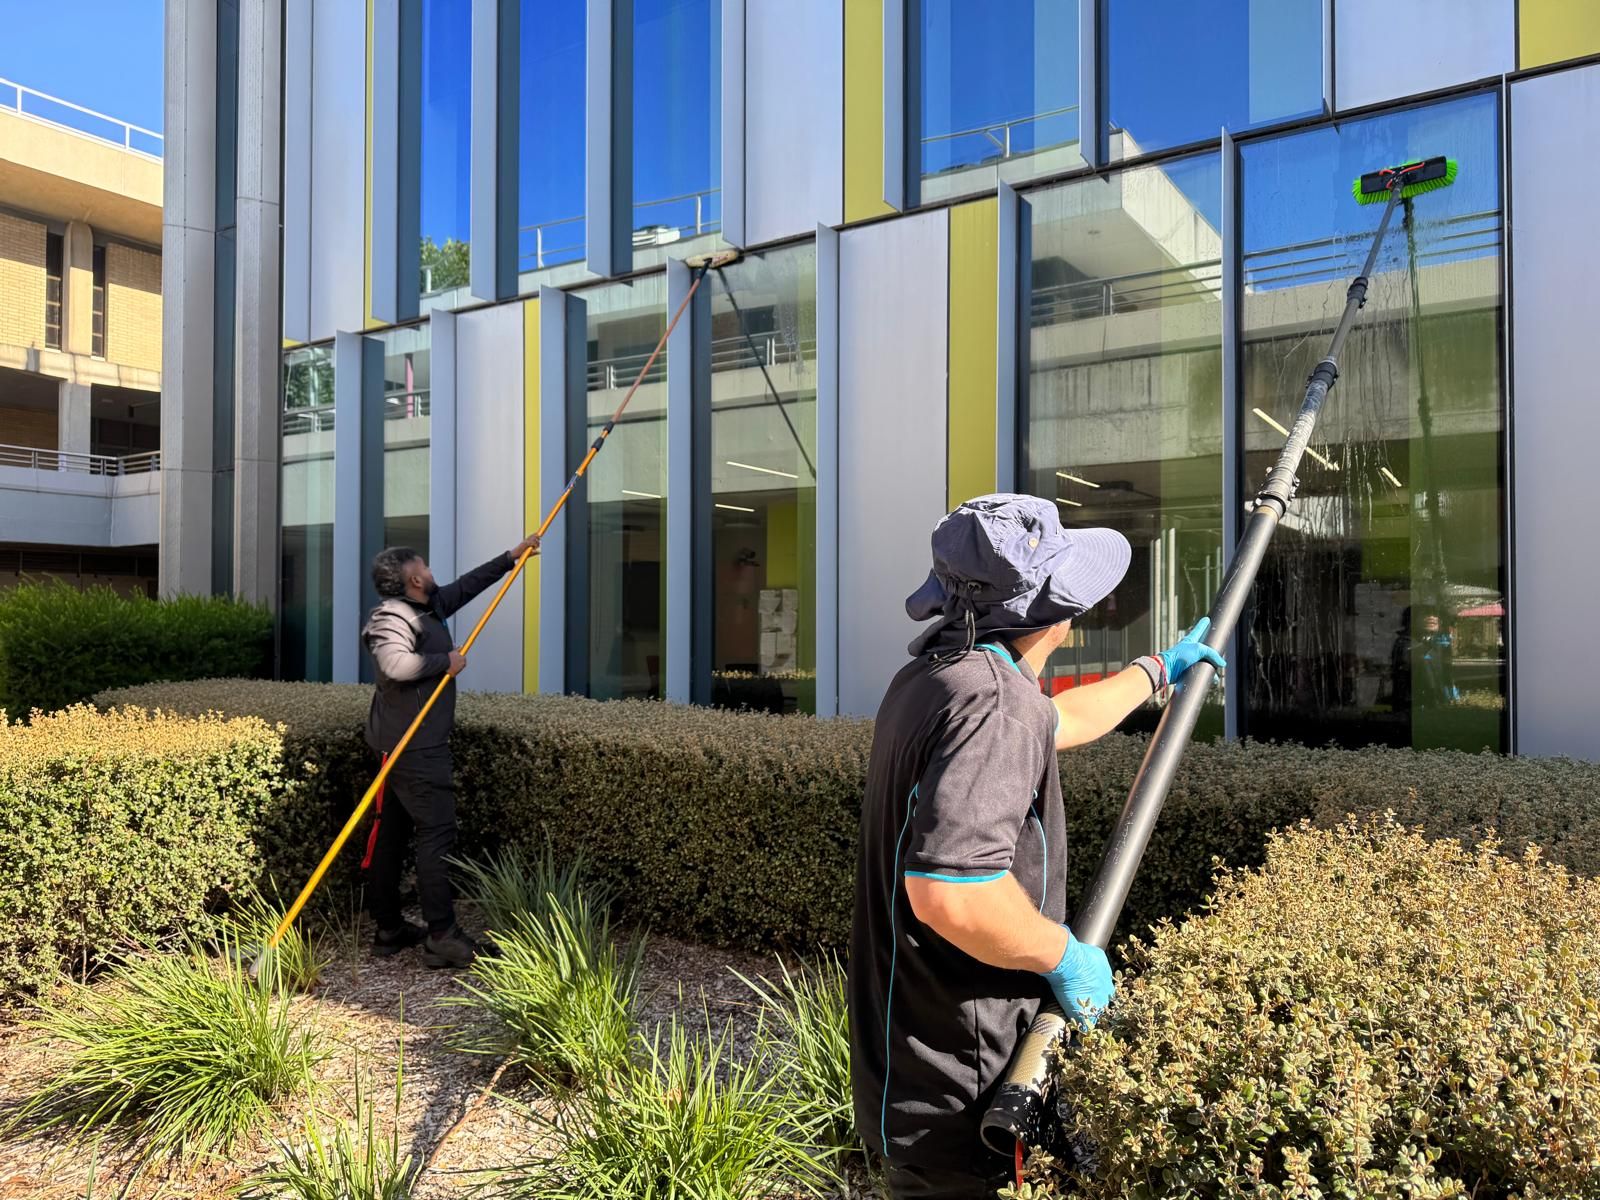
1335, 0, 1513, 112
744, 0, 843, 244
309, 0, 367, 339
1510, 64, 1600, 761
452, 302, 526, 693
283, 0, 313, 341
837, 211, 949, 717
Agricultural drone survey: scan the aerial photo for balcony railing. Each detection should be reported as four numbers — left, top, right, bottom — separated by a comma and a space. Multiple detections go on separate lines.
519, 188, 722, 272
0, 443, 160, 475
588, 331, 814, 391
922, 105, 1080, 176
0, 77, 163, 159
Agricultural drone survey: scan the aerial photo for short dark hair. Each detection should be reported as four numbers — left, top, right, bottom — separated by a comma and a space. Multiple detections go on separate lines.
372, 547, 422, 598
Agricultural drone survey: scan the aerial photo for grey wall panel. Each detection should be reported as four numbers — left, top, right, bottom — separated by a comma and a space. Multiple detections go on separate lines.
370, 1, 399, 323
996, 182, 1020, 495
665, 260, 710, 704
815, 223, 840, 717
1335, 0, 1513, 112
333, 332, 375, 684
283, 0, 312, 342
587, 0, 634, 277
539, 288, 583, 694
430, 310, 459, 589
309, 0, 367, 339
471, 0, 519, 301
838, 211, 949, 717
882, 0, 907, 211
721, 0, 746, 247
744, 0, 843, 244
453, 302, 526, 693
1510, 64, 1600, 762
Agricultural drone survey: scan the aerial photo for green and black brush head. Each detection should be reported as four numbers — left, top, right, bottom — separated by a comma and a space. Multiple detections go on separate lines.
1353, 156, 1459, 204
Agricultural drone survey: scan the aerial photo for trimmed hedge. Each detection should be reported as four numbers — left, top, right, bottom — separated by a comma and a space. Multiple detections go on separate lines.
0, 706, 286, 1002
0, 581, 271, 720
94, 681, 1600, 957
1044, 819, 1600, 1197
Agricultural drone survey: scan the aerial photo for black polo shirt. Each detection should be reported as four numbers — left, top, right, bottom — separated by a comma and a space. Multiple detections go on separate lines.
849, 639, 1068, 1175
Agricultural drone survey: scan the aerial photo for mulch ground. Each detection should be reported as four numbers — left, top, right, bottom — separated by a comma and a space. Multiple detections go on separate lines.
0, 905, 870, 1200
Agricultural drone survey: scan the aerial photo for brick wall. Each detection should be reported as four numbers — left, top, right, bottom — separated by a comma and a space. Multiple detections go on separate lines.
105, 243, 162, 372
0, 212, 46, 349
0, 405, 57, 450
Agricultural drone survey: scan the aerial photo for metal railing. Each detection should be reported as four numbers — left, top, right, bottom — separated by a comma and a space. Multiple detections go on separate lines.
1033, 260, 1223, 324
0, 443, 160, 475
587, 331, 814, 391
283, 406, 336, 436
0, 76, 163, 158
922, 105, 1078, 176
519, 187, 722, 272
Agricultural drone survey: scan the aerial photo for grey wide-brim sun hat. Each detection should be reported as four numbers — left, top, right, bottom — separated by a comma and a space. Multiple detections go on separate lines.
906, 494, 1132, 657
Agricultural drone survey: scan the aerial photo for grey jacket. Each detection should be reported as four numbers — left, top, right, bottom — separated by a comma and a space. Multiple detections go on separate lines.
361, 552, 514, 752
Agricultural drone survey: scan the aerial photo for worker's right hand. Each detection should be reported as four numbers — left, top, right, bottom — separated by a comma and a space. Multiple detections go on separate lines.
1040, 928, 1114, 1030
447, 649, 467, 677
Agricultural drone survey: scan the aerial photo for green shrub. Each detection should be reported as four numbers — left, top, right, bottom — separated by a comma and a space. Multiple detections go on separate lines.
445, 887, 645, 1089
1031, 819, 1600, 1199
13, 935, 323, 1161
495, 1018, 823, 1199
0, 581, 270, 719
93, 681, 1600, 957
0, 705, 287, 1003
739, 955, 863, 1187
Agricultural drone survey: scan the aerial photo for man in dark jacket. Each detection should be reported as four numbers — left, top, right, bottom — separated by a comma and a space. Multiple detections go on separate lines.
361, 536, 539, 967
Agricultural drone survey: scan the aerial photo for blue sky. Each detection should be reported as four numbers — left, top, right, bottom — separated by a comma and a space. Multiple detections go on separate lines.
0, 0, 165, 134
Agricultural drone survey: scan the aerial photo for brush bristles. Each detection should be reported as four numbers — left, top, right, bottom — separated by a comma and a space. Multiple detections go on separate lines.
1353, 158, 1459, 205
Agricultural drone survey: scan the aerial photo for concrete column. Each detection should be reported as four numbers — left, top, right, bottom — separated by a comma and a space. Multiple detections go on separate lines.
160, 0, 219, 596
63, 221, 95, 357
57, 381, 92, 458
233, 0, 284, 606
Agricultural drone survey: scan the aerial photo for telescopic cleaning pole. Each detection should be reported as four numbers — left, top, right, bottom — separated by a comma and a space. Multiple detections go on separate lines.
250, 250, 740, 976
979, 156, 1458, 1159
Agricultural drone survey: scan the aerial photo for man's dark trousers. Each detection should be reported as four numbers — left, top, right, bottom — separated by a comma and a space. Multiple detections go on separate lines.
366, 744, 457, 933
885, 1161, 1013, 1199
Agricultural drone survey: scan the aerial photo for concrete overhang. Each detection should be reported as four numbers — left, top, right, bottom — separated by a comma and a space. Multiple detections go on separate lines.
0, 109, 162, 245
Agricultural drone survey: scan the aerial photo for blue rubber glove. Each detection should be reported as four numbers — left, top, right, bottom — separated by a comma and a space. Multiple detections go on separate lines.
1158, 617, 1228, 684
1041, 929, 1114, 1030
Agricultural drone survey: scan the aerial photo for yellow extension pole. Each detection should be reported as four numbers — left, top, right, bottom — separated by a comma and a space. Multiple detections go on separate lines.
262, 259, 723, 956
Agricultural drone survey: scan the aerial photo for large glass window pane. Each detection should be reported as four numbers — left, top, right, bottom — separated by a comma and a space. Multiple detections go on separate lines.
1105, 0, 1321, 161
577, 278, 668, 698
380, 325, 431, 563
1024, 155, 1224, 737
632, 0, 724, 269
1240, 92, 1505, 750
707, 244, 817, 714
518, 0, 587, 289
421, 0, 472, 311
919, 0, 1080, 204
281, 345, 336, 681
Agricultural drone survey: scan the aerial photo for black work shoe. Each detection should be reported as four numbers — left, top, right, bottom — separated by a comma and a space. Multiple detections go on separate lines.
372, 921, 427, 958
422, 924, 481, 969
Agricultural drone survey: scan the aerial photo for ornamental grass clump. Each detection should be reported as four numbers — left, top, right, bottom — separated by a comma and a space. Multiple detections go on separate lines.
739, 955, 864, 1185
445, 880, 644, 1089
14, 933, 322, 1162
495, 1018, 821, 1200
1032, 817, 1600, 1199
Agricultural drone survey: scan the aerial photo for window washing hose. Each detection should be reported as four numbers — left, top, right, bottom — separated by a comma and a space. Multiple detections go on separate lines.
981, 157, 1461, 1180
249, 249, 742, 977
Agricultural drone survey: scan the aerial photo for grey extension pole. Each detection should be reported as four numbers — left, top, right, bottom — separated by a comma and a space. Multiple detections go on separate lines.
979, 180, 1407, 1158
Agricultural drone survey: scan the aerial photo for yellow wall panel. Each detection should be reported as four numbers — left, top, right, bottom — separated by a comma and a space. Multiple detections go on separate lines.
523, 298, 542, 692
844, 0, 895, 223
947, 198, 999, 509
1521, 0, 1600, 67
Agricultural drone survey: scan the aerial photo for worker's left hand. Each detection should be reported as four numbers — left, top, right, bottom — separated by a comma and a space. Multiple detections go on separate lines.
1158, 617, 1227, 684
510, 533, 542, 559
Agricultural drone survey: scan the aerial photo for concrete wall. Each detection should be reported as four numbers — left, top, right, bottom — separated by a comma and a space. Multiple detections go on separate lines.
106, 243, 163, 371
0, 211, 46, 349
0, 464, 160, 547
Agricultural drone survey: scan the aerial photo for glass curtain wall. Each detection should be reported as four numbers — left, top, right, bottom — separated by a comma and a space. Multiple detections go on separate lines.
421, 0, 472, 309
1105, 0, 1321, 161
280, 345, 336, 681
380, 325, 431, 562
632, 0, 724, 269
1025, 155, 1225, 737
1239, 92, 1506, 751
575, 277, 669, 699
706, 244, 818, 714
919, 0, 1081, 204
518, 0, 587, 288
